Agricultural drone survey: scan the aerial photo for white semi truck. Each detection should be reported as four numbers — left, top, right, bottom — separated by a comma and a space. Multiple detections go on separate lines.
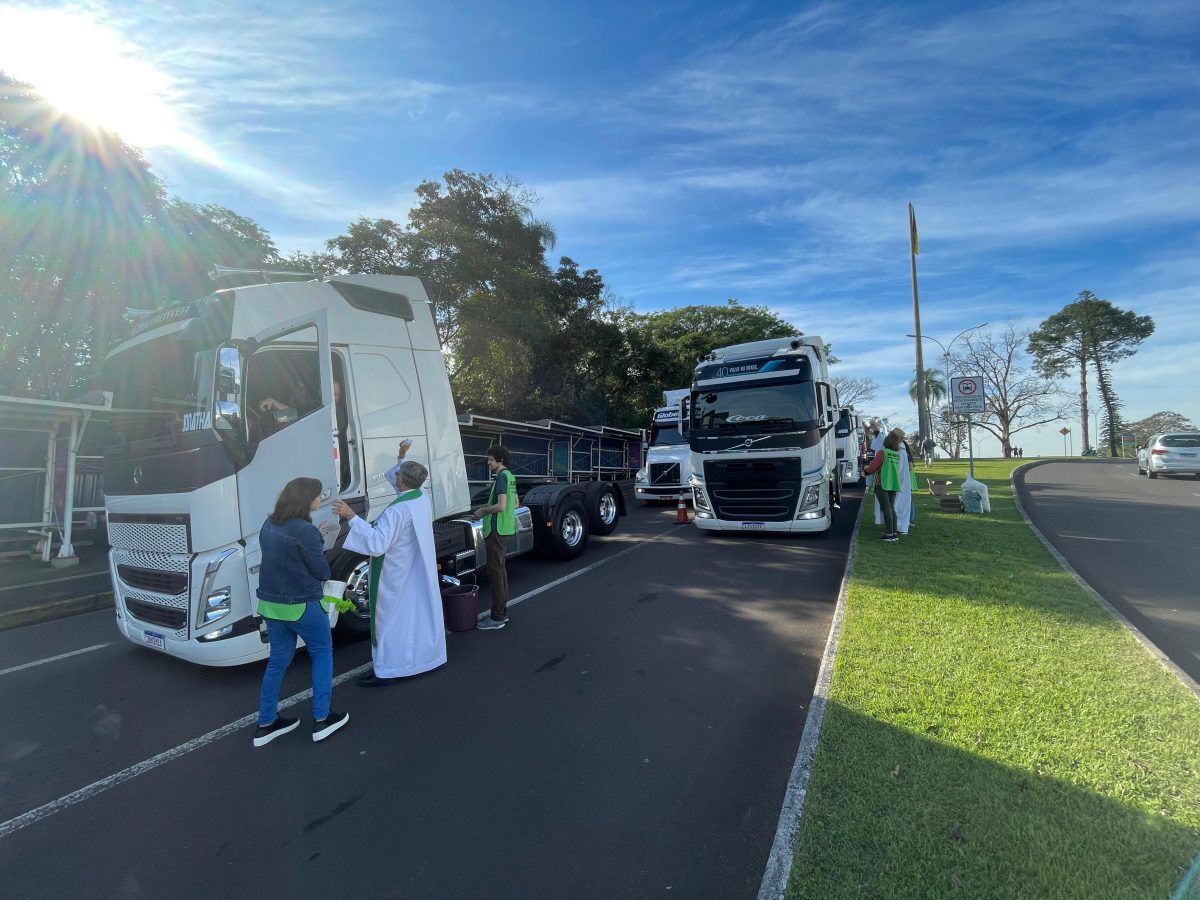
835, 407, 864, 486
99, 274, 626, 666
634, 389, 694, 503
686, 336, 840, 533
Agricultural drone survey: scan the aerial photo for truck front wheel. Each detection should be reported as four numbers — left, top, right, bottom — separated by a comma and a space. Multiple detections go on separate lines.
541, 499, 589, 560
329, 550, 371, 637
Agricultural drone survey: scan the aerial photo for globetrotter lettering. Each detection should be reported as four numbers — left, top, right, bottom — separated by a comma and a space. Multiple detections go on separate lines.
182, 410, 213, 433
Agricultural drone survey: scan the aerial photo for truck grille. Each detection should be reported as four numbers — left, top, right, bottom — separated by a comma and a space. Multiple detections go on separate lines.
117, 565, 187, 596
108, 514, 191, 554
650, 463, 681, 485
124, 597, 187, 631
703, 458, 803, 522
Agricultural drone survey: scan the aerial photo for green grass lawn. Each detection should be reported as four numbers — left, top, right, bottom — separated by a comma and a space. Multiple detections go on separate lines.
787, 458, 1200, 899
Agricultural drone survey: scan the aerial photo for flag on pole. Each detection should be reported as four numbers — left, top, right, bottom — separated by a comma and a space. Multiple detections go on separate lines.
908, 203, 919, 256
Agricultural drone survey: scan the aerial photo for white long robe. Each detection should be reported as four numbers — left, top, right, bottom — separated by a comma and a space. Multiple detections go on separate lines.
344, 488, 446, 678
874, 446, 913, 534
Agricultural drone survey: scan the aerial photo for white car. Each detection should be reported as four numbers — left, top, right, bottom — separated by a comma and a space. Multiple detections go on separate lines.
1136, 433, 1200, 478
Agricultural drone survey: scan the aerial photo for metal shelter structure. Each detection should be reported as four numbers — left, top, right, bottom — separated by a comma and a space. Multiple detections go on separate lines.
0, 395, 114, 566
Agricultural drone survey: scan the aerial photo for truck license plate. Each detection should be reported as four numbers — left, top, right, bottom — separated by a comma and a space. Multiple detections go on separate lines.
142, 630, 166, 650
741, 522, 765, 530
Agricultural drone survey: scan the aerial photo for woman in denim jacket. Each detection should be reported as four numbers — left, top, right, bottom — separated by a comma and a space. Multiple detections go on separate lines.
252, 477, 349, 747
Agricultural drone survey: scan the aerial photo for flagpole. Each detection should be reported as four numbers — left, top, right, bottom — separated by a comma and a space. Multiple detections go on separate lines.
909, 203, 930, 443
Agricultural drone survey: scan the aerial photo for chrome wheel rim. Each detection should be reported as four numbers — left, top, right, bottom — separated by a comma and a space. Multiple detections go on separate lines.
599, 492, 617, 525
561, 510, 584, 547
345, 560, 371, 618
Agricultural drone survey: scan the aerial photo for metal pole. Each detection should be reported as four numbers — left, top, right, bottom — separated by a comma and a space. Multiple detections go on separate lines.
56, 413, 80, 564
40, 428, 57, 562
966, 414, 975, 478
909, 204, 930, 443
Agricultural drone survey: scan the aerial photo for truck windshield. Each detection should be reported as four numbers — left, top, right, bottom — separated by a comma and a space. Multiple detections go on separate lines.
692, 382, 820, 435
649, 422, 686, 446
102, 338, 217, 451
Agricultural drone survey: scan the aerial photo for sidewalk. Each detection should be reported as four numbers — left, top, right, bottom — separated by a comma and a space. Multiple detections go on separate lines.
0, 546, 113, 631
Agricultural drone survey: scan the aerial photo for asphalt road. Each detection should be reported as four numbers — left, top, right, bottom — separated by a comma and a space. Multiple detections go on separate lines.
0, 490, 860, 899
1015, 459, 1200, 684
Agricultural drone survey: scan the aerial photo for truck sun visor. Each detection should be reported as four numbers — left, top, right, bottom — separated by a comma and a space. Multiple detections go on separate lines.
331, 281, 415, 321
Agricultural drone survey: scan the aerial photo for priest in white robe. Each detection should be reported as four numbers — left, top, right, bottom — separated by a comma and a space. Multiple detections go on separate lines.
332, 456, 446, 685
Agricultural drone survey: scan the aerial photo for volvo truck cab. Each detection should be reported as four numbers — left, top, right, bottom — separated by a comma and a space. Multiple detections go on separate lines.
100, 274, 625, 666
687, 337, 839, 533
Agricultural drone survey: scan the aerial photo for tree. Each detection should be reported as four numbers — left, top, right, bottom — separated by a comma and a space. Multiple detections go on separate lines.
1081, 300, 1154, 456
1125, 410, 1197, 446
612, 299, 801, 427
831, 376, 878, 408
930, 403, 968, 458
1029, 291, 1154, 456
907, 367, 946, 408
953, 325, 1068, 457
1, 73, 279, 398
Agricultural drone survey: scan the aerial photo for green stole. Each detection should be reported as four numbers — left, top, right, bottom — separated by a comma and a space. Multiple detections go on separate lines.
367, 488, 422, 647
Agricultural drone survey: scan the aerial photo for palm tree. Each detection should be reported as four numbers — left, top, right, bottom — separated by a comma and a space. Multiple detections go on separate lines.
908, 368, 947, 407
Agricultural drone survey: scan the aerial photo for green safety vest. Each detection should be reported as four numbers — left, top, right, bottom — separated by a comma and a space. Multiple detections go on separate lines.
482, 469, 517, 538
879, 449, 902, 491
367, 488, 422, 647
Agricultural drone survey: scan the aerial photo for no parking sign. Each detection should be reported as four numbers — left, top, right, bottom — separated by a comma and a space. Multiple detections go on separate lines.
951, 376, 985, 414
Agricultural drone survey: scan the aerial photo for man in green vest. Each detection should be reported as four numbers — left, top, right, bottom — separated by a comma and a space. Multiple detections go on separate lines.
474, 444, 517, 630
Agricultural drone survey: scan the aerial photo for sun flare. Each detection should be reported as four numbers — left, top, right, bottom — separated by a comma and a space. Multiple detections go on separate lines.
0, 7, 197, 152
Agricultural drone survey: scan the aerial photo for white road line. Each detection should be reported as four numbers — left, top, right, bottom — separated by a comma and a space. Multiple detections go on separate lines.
475, 524, 678, 621
0, 524, 675, 840
758, 500, 863, 900
0, 659, 374, 840
0, 643, 112, 677
0, 569, 109, 593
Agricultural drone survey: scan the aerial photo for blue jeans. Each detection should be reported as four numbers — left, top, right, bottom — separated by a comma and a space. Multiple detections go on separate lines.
257, 601, 333, 725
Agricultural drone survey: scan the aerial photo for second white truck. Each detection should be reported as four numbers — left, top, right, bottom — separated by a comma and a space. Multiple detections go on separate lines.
634, 389, 694, 503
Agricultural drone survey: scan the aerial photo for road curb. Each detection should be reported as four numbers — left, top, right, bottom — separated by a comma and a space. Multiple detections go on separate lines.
1011, 461, 1200, 701
0, 591, 113, 632
757, 499, 863, 900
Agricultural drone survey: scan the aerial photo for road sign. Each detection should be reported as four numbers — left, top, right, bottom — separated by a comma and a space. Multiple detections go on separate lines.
1059, 427, 1071, 435
951, 376, 985, 414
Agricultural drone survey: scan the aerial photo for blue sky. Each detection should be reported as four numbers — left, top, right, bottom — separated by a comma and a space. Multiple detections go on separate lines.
2, 0, 1198, 453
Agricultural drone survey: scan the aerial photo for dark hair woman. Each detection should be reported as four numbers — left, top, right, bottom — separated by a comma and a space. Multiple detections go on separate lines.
252, 477, 349, 747
863, 429, 903, 541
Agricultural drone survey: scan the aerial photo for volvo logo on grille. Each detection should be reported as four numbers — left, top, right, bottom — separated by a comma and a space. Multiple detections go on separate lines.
132, 466, 143, 486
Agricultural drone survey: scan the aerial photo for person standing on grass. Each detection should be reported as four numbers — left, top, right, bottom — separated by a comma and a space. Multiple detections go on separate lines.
923, 435, 935, 468
895, 435, 915, 532
865, 421, 884, 490
253, 477, 349, 747
474, 444, 517, 631
864, 430, 902, 542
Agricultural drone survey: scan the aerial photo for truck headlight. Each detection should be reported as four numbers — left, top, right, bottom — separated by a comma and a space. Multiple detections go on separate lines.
203, 587, 232, 624
796, 482, 822, 517
636, 467, 648, 483
689, 475, 711, 512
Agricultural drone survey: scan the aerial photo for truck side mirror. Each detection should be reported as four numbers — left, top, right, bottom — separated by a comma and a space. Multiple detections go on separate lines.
679, 397, 690, 435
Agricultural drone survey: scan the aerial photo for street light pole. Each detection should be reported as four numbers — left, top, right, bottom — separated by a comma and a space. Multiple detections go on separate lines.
908, 323, 987, 477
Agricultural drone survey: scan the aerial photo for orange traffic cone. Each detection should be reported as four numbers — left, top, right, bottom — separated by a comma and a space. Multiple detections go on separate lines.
675, 494, 690, 524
